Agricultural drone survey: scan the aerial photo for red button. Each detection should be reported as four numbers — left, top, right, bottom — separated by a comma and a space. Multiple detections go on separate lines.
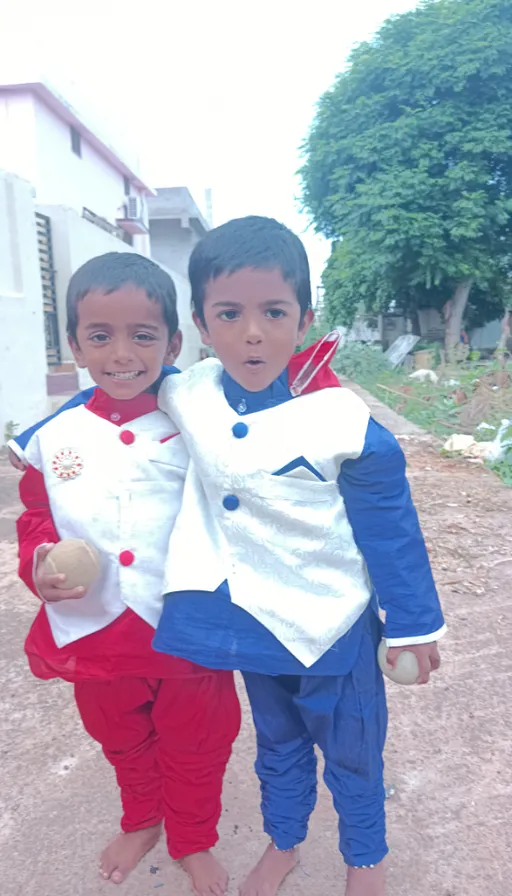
120, 430, 135, 445
119, 550, 135, 567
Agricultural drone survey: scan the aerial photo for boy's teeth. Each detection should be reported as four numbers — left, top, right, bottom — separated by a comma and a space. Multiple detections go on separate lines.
111, 372, 140, 379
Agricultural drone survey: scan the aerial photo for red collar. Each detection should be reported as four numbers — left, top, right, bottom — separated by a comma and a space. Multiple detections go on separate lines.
85, 389, 158, 426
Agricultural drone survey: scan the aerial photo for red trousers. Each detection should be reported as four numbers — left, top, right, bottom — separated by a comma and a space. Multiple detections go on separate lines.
74, 671, 241, 859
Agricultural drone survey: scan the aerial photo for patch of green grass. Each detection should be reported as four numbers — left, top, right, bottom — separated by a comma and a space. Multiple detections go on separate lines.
490, 459, 512, 486
334, 344, 512, 485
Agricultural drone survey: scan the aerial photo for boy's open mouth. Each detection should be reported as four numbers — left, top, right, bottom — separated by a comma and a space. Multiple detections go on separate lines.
244, 359, 265, 367
106, 371, 144, 380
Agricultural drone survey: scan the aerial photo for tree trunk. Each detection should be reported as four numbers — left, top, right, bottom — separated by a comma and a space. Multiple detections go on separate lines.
497, 309, 511, 351
443, 280, 473, 350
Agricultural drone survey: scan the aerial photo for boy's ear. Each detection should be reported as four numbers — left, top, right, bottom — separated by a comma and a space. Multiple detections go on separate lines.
296, 309, 315, 347
164, 329, 183, 366
68, 335, 87, 369
193, 311, 213, 346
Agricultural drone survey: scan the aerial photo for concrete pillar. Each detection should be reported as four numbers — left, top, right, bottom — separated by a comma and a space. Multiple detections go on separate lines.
0, 172, 47, 444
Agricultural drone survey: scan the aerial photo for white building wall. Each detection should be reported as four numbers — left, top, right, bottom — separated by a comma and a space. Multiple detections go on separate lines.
33, 96, 143, 223
0, 90, 147, 228
0, 92, 39, 187
0, 172, 47, 443
149, 218, 197, 280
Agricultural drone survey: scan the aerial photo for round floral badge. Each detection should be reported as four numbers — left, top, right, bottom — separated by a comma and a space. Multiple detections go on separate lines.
51, 448, 84, 480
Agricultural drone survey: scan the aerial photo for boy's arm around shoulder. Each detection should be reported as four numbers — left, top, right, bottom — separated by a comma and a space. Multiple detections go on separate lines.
338, 416, 446, 651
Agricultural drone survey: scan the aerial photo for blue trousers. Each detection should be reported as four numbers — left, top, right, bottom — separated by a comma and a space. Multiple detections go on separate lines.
243, 612, 388, 867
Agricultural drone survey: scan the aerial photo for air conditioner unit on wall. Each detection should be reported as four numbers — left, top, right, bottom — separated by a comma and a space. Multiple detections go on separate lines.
126, 196, 141, 219
117, 195, 147, 235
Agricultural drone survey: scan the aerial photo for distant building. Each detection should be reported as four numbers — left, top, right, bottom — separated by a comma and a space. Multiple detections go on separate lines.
0, 78, 151, 255
146, 188, 210, 368
204, 188, 213, 228
148, 187, 210, 279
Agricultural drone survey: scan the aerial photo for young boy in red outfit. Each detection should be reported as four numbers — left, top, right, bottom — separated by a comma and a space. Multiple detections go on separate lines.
15, 252, 240, 896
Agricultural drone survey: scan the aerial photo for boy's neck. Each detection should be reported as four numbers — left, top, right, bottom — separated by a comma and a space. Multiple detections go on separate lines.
221, 367, 293, 416
221, 366, 290, 396
86, 388, 158, 426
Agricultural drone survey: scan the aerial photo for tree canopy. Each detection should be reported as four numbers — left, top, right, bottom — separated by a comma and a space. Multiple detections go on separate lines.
300, 0, 512, 345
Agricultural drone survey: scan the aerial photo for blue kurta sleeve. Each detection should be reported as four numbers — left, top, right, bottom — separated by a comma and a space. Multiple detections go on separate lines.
337, 417, 446, 646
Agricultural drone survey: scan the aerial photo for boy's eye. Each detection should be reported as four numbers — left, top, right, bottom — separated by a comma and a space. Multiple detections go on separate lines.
90, 333, 110, 343
89, 332, 156, 344
266, 309, 286, 319
134, 332, 157, 342
219, 310, 240, 321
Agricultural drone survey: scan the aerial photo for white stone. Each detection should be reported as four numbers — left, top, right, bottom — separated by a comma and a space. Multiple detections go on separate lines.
378, 640, 419, 686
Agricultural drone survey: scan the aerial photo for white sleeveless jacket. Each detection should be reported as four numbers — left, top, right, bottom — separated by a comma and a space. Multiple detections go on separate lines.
159, 359, 373, 668
24, 405, 188, 647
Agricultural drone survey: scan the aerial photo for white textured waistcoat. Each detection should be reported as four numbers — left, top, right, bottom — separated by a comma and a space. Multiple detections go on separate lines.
24, 405, 188, 647
159, 359, 373, 667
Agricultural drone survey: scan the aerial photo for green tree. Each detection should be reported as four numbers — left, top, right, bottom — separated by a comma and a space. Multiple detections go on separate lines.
300, 0, 512, 347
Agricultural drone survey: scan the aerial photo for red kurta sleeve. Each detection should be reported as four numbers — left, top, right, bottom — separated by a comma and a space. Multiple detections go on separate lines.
17, 465, 60, 596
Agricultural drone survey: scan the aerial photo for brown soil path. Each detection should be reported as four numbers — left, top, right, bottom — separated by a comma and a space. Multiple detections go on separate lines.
0, 387, 510, 895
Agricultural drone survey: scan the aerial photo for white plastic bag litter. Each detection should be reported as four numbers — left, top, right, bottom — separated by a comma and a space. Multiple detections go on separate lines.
409, 369, 439, 384
442, 435, 495, 458
486, 420, 512, 462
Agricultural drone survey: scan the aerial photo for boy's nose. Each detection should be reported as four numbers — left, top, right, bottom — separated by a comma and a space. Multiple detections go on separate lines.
244, 320, 264, 344
111, 338, 135, 363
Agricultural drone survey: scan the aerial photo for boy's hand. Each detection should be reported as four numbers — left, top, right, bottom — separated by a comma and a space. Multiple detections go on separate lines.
34, 544, 86, 602
386, 643, 441, 685
8, 448, 26, 471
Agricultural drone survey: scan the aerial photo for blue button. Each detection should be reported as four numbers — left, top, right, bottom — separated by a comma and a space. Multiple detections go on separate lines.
223, 494, 240, 511
232, 422, 249, 439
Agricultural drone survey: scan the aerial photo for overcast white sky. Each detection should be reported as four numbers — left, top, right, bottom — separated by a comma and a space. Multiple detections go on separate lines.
2, 0, 418, 289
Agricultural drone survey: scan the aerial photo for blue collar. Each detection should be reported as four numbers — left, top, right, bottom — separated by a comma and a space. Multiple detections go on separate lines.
222, 368, 293, 415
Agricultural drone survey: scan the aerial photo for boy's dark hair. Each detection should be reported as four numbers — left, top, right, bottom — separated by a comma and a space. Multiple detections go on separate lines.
189, 216, 312, 325
66, 252, 179, 341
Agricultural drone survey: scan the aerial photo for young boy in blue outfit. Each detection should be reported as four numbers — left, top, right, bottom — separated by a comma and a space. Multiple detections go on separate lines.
152, 216, 445, 896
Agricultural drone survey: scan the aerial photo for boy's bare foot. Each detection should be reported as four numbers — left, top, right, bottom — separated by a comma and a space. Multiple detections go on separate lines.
239, 843, 298, 896
345, 862, 385, 896
99, 823, 162, 884
180, 850, 229, 896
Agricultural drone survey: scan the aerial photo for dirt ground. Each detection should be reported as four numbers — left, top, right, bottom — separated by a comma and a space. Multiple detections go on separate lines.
1, 387, 511, 896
